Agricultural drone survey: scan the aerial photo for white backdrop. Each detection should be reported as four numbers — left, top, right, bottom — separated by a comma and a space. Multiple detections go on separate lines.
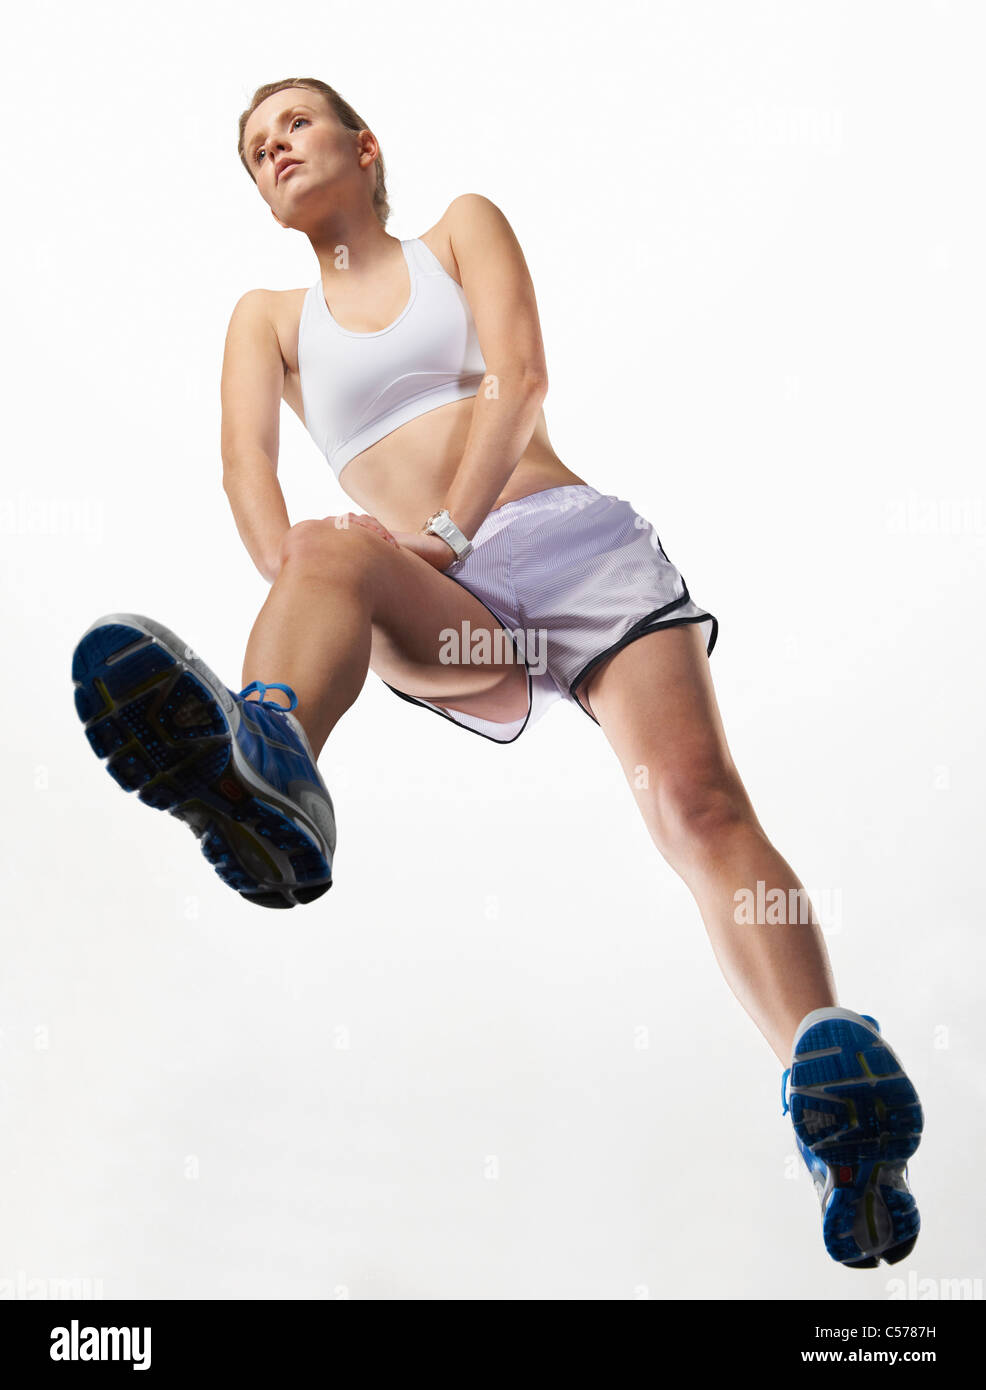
2, 0, 983, 1301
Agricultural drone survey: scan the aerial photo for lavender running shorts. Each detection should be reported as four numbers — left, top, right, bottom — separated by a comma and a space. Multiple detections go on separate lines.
381, 483, 718, 743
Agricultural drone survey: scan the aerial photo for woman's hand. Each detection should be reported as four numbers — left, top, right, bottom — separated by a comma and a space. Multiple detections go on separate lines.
272, 514, 459, 580
339, 514, 457, 571
333, 512, 401, 549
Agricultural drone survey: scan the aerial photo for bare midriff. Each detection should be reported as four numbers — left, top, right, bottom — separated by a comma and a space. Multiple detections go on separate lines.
270, 227, 588, 537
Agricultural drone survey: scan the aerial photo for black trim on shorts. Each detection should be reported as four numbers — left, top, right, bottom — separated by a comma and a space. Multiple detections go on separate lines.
567, 584, 720, 726
380, 578, 534, 745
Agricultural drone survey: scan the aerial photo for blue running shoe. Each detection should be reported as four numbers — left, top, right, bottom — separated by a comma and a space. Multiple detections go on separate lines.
72, 613, 336, 908
782, 1007, 923, 1268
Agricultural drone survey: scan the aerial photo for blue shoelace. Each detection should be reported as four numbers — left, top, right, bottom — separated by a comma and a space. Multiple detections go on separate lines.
237, 680, 299, 713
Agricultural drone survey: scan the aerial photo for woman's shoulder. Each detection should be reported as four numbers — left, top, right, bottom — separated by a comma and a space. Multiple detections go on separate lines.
420, 194, 518, 283
237, 286, 310, 377
221, 284, 308, 387
416, 200, 488, 286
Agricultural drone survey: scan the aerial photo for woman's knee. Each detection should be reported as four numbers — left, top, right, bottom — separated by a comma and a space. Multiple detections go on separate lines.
278, 516, 381, 584
645, 764, 760, 862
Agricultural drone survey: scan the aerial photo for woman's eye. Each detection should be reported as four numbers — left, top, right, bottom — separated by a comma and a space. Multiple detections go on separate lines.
256, 116, 308, 164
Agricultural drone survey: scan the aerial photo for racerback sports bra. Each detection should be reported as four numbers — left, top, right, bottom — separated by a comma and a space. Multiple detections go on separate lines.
297, 237, 488, 479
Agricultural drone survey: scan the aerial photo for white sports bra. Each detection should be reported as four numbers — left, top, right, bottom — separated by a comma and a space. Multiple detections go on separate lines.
297, 237, 488, 479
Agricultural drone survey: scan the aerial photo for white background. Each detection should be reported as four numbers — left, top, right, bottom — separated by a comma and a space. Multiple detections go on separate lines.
2, 0, 983, 1300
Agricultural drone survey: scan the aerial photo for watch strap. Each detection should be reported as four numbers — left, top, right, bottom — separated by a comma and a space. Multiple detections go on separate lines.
424, 509, 473, 562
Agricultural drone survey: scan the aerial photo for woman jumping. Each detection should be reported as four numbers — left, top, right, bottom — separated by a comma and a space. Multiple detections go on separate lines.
70, 76, 923, 1270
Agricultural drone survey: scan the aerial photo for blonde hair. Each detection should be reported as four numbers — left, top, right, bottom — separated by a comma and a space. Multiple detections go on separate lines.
237, 77, 390, 227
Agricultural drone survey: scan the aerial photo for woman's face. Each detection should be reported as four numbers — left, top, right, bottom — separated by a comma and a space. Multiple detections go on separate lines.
243, 87, 374, 229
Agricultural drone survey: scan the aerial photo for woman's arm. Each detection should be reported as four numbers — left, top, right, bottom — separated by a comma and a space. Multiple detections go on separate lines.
220, 289, 292, 583
435, 193, 549, 541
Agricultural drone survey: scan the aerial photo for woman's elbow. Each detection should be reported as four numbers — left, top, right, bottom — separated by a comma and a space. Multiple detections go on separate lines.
485, 363, 548, 401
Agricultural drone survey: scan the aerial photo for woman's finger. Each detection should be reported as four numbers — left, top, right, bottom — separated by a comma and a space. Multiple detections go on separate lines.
350, 514, 400, 548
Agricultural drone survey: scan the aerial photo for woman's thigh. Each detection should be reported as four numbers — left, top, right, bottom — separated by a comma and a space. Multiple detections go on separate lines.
351, 532, 529, 723
575, 623, 758, 825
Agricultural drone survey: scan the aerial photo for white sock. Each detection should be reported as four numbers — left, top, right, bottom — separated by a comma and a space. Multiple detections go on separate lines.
791, 1005, 877, 1056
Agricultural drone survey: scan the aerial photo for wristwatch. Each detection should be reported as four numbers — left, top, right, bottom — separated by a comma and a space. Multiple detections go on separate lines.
421, 508, 473, 564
